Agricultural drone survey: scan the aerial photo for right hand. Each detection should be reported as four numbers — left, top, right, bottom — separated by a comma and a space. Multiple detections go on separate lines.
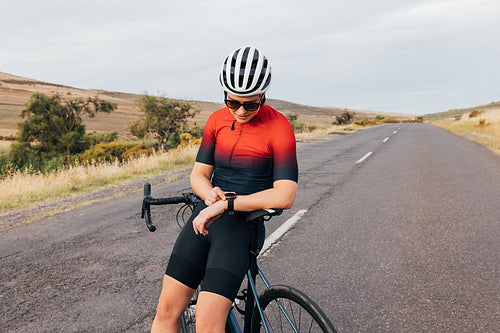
204, 187, 226, 206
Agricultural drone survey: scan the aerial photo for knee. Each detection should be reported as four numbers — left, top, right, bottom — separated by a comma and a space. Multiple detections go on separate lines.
154, 301, 181, 324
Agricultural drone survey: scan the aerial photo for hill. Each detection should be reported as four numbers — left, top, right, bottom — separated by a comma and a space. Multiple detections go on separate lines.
0, 72, 411, 139
422, 101, 500, 121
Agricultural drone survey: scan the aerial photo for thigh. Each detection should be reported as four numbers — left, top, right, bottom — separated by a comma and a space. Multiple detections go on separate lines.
166, 202, 209, 289
200, 213, 255, 300
195, 291, 233, 332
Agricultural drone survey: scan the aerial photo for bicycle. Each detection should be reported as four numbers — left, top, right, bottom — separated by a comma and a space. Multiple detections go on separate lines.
141, 183, 337, 333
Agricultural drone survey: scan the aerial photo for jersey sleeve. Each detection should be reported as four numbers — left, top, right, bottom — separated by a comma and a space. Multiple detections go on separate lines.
270, 116, 298, 183
195, 114, 216, 165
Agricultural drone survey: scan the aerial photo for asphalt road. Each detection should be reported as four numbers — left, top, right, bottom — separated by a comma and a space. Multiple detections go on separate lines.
1, 123, 499, 332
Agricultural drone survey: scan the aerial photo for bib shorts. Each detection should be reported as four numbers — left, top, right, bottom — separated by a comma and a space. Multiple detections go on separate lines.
165, 202, 265, 301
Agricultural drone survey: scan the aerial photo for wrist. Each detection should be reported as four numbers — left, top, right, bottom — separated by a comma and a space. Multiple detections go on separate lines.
225, 192, 236, 215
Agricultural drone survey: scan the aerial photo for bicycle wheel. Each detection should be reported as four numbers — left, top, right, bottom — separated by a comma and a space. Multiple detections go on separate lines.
180, 306, 196, 333
251, 285, 337, 333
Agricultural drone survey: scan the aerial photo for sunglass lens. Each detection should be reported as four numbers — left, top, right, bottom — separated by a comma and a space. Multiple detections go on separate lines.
225, 100, 241, 109
244, 103, 260, 111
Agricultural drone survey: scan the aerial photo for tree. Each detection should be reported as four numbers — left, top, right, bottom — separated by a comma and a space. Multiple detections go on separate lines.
15, 92, 116, 163
132, 95, 199, 150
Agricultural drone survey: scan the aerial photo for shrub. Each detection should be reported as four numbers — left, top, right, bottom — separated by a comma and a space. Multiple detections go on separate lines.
475, 119, 490, 127
122, 144, 154, 160
0, 134, 16, 141
469, 110, 482, 118
354, 118, 378, 126
84, 131, 119, 145
381, 118, 400, 124
286, 113, 309, 133
80, 142, 135, 163
334, 112, 355, 125
0, 150, 13, 175
178, 133, 202, 148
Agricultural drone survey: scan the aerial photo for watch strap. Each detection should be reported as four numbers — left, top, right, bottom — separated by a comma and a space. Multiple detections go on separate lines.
227, 196, 235, 215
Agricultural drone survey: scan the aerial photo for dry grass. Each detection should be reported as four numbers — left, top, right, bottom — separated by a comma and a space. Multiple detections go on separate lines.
0, 145, 198, 210
432, 109, 500, 155
0, 140, 12, 150
295, 123, 360, 139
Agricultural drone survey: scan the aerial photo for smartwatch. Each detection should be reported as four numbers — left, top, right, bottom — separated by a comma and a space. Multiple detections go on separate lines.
225, 192, 237, 215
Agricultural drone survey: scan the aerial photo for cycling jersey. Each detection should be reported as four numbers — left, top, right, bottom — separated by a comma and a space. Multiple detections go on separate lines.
196, 104, 298, 195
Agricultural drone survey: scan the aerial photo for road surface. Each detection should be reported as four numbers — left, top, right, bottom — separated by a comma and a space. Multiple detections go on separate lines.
1, 123, 499, 332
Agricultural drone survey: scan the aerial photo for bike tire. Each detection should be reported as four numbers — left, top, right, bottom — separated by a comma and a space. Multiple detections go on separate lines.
251, 285, 337, 333
180, 307, 196, 333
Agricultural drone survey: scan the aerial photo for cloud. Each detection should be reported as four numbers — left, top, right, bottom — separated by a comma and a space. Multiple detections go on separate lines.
1, 0, 499, 114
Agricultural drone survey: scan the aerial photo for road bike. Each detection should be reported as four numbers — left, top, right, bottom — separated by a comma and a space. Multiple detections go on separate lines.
141, 183, 337, 332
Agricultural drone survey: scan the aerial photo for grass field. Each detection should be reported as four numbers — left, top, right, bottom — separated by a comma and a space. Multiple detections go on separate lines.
0, 145, 198, 210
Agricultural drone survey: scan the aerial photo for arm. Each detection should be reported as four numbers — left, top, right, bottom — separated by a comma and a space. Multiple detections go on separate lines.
192, 179, 297, 235
190, 162, 226, 205
232, 179, 297, 211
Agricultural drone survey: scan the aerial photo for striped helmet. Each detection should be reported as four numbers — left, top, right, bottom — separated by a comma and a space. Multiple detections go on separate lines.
219, 46, 272, 96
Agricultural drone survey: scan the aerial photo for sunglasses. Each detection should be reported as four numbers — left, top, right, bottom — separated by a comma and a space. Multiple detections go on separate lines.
224, 95, 265, 112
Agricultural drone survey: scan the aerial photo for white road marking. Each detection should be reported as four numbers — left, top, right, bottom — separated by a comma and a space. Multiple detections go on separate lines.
383, 137, 389, 143
261, 209, 308, 254
355, 152, 373, 164
393, 131, 398, 134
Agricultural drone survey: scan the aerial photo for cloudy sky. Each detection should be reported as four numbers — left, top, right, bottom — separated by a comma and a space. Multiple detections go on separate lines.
2, 0, 499, 115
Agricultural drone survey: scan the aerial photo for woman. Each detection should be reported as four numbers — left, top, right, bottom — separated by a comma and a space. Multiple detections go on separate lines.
151, 46, 298, 333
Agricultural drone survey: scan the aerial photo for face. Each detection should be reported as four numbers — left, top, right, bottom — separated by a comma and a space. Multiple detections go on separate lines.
225, 93, 264, 124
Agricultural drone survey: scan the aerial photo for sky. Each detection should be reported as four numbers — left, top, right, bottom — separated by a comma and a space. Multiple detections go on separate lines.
1, 0, 499, 115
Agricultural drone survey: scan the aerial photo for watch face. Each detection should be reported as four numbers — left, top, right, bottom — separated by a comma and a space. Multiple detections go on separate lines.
225, 191, 236, 198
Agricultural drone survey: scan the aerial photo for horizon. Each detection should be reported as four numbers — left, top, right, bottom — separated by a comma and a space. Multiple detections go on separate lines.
3, 70, 495, 117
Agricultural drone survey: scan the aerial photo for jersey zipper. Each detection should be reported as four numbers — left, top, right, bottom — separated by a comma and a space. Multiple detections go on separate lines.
228, 123, 244, 166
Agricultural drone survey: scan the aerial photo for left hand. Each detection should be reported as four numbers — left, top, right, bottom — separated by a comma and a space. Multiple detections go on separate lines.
192, 200, 226, 235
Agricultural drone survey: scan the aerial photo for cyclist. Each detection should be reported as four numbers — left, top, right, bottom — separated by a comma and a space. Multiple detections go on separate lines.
151, 46, 298, 333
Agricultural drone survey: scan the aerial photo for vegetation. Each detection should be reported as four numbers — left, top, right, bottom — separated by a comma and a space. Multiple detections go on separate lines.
9, 93, 116, 171
130, 95, 199, 150
286, 114, 317, 133
333, 111, 355, 125
1, 93, 205, 176
0, 143, 199, 210
0, 91, 207, 210
354, 117, 423, 126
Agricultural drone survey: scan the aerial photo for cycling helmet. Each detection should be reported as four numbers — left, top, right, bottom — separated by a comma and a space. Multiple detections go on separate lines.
219, 46, 272, 96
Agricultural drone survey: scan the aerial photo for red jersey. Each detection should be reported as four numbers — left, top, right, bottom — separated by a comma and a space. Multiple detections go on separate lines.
196, 104, 298, 195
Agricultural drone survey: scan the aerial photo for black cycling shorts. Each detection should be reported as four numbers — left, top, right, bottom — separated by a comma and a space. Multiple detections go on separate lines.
165, 202, 265, 301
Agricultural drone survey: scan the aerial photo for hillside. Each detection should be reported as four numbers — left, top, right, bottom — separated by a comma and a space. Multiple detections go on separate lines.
0, 72, 410, 139
422, 101, 500, 121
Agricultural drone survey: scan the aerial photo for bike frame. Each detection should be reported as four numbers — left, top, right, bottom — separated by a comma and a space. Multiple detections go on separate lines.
226, 219, 299, 333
